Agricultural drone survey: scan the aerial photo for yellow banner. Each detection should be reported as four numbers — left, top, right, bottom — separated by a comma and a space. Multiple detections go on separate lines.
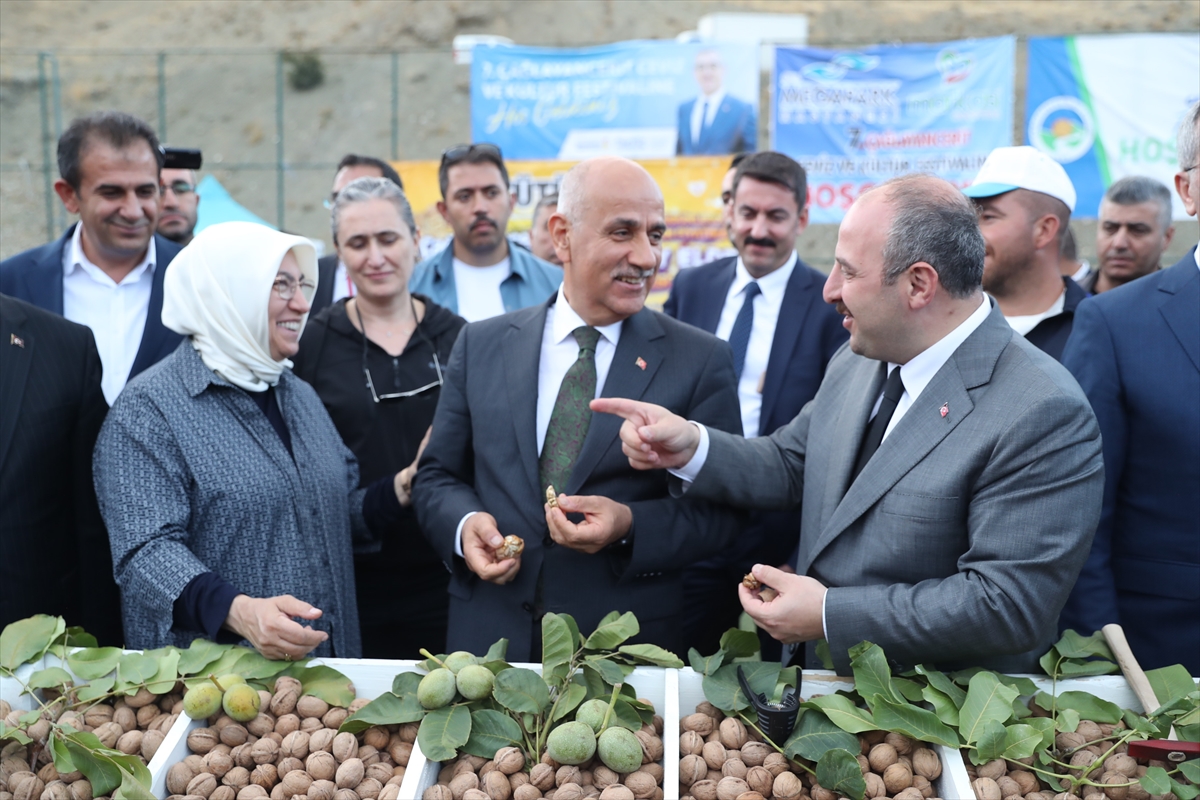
394, 156, 736, 309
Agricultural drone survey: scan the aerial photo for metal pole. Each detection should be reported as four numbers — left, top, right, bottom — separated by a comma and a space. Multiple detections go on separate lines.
391, 52, 400, 161
50, 53, 64, 231
37, 53, 56, 241
276, 51, 285, 230
157, 52, 167, 141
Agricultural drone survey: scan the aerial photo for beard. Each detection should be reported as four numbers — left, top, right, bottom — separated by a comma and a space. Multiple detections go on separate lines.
981, 244, 1035, 299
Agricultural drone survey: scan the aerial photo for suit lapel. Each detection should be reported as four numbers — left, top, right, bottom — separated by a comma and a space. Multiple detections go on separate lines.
565, 309, 665, 494
506, 304, 550, 496
128, 236, 178, 379
30, 227, 72, 315
1157, 255, 1200, 374
0, 300, 32, 471
760, 263, 816, 435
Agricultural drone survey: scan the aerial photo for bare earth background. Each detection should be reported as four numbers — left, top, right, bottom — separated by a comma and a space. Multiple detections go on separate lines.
1, 0, 1197, 264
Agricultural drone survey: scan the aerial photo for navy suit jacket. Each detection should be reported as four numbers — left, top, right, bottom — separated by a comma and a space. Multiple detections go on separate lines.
0, 224, 184, 386
663, 254, 848, 567
1058, 249, 1200, 672
676, 95, 757, 155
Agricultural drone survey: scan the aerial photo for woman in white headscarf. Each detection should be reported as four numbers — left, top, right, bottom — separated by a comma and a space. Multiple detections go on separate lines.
95, 222, 404, 660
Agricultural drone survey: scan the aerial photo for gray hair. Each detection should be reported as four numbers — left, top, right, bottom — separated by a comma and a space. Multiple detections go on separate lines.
1104, 176, 1173, 230
1178, 101, 1200, 174
878, 174, 985, 299
330, 176, 417, 244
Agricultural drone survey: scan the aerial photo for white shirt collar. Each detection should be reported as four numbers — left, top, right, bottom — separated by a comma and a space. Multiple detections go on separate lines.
551, 284, 623, 348
65, 222, 156, 283
891, 294, 991, 404
731, 251, 797, 300
699, 90, 725, 108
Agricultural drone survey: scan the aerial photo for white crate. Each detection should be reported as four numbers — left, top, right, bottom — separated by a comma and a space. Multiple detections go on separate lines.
150, 657, 420, 797
677, 667, 965, 800
407, 664, 674, 800
938, 674, 1144, 800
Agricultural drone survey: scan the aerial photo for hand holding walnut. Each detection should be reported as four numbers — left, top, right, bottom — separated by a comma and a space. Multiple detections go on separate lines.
545, 493, 632, 554
461, 512, 522, 585
738, 565, 827, 644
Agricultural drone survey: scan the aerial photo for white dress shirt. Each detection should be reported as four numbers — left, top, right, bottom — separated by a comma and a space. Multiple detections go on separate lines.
714, 253, 797, 437
455, 285, 622, 554
453, 257, 511, 322
1003, 288, 1065, 337
62, 223, 156, 405
690, 91, 725, 145
672, 294, 992, 639
332, 260, 356, 303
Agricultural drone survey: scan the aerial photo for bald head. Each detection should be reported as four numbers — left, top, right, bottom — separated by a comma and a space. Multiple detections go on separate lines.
556, 156, 663, 224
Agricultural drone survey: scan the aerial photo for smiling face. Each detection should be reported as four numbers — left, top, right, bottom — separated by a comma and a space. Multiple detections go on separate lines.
55, 138, 160, 268
1096, 198, 1172, 286
824, 191, 910, 362
438, 161, 513, 262
267, 251, 311, 361
554, 161, 665, 327
731, 176, 808, 278
335, 198, 420, 303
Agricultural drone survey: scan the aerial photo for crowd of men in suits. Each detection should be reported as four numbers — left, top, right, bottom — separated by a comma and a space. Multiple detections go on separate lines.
1, 104, 1196, 674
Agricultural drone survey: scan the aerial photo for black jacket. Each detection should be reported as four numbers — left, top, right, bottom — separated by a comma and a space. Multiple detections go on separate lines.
1025, 276, 1087, 362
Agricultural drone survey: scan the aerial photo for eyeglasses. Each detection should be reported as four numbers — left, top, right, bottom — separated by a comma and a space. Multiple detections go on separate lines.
440, 143, 503, 167
364, 350, 443, 402
271, 276, 317, 302
161, 180, 195, 195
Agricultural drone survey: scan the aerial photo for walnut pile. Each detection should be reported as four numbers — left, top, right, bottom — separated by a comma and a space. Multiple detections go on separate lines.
678, 702, 945, 800
164, 676, 409, 800
423, 716, 667, 800
0, 687, 178, 800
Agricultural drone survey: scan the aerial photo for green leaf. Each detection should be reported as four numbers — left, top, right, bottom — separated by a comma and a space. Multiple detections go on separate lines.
62, 627, 98, 649
68, 647, 124, 680
551, 683, 587, 723
146, 650, 180, 694
803, 694, 878, 734
814, 748, 867, 800
561, 615, 582, 651
484, 639, 510, 663
393, 671, 423, 697
1010, 697, 1033, 719
718, 629, 761, 659
893, 677, 925, 703
493, 668, 551, 714
1002, 723, 1043, 761
1038, 646, 1064, 678
950, 666, 988, 685
541, 614, 576, 685
1146, 664, 1197, 706
1, 615, 65, 670
609, 698, 646, 732
995, 674, 1040, 697
922, 685, 960, 727
1057, 707, 1080, 732
1057, 659, 1120, 677
1178, 759, 1200, 785
175, 639, 227, 676
1139, 766, 1172, 794
0, 721, 32, 744
580, 665, 609, 700
463, 709, 523, 758
50, 729, 76, 772
784, 709, 861, 760
27, 667, 74, 690
616, 644, 684, 668
1053, 630, 1115, 660
340, 692, 425, 733
703, 662, 780, 713
116, 652, 158, 686
814, 639, 834, 671
418, 705, 472, 762
1171, 777, 1200, 800
914, 665, 967, 707
1043, 691, 1123, 724
959, 672, 1018, 745
287, 664, 355, 706
971, 719, 1008, 764
584, 612, 639, 651
1024, 716, 1056, 751
848, 642, 903, 708
230, 650, 295, 681
61, 730, 125, 795
76, 675, 116, 702
112, 764, 156, 800
183, 646, 255, 684
582, 656, 627, 686
689, 647, 725, 677
869, 696, 961, 748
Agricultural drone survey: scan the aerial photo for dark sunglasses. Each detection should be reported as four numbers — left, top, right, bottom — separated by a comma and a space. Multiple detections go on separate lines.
161, 180, 195, 195
440, 143, 503, 167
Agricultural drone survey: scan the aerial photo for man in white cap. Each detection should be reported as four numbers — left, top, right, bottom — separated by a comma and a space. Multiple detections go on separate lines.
964, 145, 1085, 361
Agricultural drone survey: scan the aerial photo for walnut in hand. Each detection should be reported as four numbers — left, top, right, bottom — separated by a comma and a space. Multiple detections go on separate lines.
496, 535, 525, 559
742, 573, 778, 602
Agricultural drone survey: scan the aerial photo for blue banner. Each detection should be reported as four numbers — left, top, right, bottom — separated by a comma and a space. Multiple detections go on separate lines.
1025, 34, 1199, 219
471, 41, 759, 161
773, 37, 1014, 224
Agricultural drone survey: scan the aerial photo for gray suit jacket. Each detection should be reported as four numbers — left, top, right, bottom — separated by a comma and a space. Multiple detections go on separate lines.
414, 296, 743, 660
684, 302, 1104, 674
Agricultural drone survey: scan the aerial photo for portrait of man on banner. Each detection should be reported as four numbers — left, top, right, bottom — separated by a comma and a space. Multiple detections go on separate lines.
676, 48, 759, 156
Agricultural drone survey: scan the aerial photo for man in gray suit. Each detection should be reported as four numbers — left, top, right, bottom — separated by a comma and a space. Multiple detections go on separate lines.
595, 174, 1104, 674
414, 157, 742, 660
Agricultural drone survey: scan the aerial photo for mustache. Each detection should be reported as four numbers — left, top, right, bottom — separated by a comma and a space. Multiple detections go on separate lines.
743, 236, 776, 249
470, 216, 498, 229
614, 268, 657, 279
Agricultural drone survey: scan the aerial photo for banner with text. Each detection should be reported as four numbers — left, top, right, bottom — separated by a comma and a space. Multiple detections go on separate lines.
395, 156, 734, 309
471, 41, 759, 160
1025, 34, 1200, 219
772, 37, 1014, 224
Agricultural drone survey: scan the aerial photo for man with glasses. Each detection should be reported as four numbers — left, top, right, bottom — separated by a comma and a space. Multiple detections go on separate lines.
310, 154, 406, 316
1, 110, 184, 405
1058, 102, 1200, 672
157, 167, 200, 246
410, 143, 561, 322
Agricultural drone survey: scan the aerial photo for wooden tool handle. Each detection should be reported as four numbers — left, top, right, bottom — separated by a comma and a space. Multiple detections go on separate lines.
1102, 623, 1177, 740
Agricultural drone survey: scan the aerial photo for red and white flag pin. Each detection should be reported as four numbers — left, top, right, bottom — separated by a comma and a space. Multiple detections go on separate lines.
9, 334, 24, 348
635, 357, 647, 370
940, 402, 949, 418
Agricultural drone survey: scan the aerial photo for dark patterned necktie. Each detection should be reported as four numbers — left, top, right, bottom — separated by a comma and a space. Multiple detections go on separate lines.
852, 364, 905, 481
540, 326, 602, 493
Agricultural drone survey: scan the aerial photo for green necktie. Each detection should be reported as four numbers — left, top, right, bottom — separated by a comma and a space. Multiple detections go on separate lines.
540, 326, 602, 494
